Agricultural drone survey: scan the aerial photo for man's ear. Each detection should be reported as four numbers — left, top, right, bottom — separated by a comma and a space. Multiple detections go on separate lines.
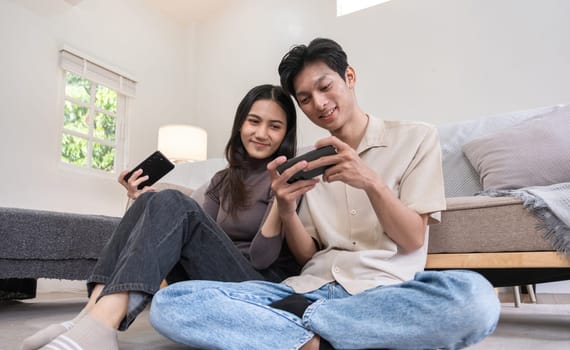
345, 66, 356, 88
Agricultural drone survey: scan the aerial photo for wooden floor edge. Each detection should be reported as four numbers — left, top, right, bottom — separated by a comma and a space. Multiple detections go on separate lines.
426, 251, 570, 269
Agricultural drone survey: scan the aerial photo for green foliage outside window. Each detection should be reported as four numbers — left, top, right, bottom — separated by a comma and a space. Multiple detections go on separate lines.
65, 72, 91, 103
61, 72, 118, 172
61, 134, 87, 166
94, 113, 116, 141
64, 101, 89, 134
92, 143, 115, 171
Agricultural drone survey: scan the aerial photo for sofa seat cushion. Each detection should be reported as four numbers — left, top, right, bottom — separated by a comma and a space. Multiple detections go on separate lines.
428, 196, 552, 254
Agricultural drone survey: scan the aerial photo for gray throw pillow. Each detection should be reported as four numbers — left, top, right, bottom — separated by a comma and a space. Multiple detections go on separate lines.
462, 105, 570, 190
190, 181, 209, 207
437, 104, 559, 197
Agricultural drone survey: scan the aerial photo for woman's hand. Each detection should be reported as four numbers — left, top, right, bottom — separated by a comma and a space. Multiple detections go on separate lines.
267, 156, 319, 219
117, 169, 156, 200
267, 157, 319, 265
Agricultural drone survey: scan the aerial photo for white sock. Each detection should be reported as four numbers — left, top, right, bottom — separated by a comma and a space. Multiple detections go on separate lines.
20, 321, 74, 350
39, 315, 118, 350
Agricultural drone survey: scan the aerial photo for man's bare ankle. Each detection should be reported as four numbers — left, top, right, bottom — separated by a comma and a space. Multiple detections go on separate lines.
300, 335, 319, 350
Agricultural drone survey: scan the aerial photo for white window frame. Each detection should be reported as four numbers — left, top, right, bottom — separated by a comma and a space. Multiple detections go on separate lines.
58, 47, 136, 176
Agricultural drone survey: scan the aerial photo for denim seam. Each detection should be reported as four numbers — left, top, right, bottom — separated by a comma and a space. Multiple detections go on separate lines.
87, 274, 110, 285
301, 299, 325, 331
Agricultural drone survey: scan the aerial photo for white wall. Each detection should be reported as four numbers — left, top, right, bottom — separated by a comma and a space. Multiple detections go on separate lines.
0, 0, 195, 216
193, 0, 570, 156
2, 0, 569, 214
189, 0, 570, 294
1, 0, 569, 292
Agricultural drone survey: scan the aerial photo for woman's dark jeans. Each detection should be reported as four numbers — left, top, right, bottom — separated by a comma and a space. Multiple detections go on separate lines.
87, 189, 297, 330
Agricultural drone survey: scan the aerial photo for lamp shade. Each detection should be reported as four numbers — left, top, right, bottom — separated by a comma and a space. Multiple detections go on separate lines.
157, 124, 207, 162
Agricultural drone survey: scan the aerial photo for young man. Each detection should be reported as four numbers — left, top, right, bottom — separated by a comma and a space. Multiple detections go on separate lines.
149, 38, 500, 350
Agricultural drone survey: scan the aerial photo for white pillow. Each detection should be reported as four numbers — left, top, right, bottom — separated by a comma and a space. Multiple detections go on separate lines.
159, 158, 226, 190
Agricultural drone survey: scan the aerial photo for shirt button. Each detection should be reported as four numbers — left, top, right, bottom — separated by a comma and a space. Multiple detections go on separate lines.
334, 267, 340, 273
350, 209, 357, 215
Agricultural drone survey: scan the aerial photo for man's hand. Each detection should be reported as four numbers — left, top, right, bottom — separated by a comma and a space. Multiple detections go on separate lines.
117, 169, 156, 200
267, 156, 319, 219
309, 136, 382, 191
309, 137, 427, 252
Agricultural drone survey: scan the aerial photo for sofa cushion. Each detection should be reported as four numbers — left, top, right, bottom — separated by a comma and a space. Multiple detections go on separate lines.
0, 207, 120, 280
428, 196, 552, 254
462, 105, 570, 190
437, 104, 561, 197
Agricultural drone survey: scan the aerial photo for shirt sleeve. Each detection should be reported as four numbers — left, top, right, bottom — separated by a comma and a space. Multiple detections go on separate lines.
201, 173, 222, 220
399, 125, 447, 223
248, 196, 284, 270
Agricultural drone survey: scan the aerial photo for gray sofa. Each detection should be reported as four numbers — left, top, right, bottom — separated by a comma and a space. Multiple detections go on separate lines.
427, 104, 570, 294
0, 207, 120, 299
2, 104, 569, 301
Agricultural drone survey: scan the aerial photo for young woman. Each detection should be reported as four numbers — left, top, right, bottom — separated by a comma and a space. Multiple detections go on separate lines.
22, 84, 303, 350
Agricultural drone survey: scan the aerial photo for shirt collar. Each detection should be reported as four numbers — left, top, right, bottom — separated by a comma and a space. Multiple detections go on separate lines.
356, 114, 389, 154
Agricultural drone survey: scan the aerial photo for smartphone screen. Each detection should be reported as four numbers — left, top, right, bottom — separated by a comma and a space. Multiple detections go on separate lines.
123, 150, 175, 190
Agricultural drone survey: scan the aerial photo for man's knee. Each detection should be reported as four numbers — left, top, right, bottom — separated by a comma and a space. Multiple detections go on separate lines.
441, 271, 501, 342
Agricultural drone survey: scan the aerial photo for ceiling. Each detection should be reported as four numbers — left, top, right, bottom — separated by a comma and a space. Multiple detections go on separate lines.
144, 0, 232, 24
12, 0, 231, 24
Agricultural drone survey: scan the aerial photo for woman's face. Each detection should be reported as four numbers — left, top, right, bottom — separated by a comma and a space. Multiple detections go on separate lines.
240, 99, 288, 160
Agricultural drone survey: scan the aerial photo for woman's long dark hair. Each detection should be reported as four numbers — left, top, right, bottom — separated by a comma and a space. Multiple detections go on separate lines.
208, 84, 297, 217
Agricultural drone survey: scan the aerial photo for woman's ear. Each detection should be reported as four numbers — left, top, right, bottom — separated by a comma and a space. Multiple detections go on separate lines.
345, 66, 356, 89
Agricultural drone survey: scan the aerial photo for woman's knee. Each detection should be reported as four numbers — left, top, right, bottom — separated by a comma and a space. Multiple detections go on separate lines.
154, 189, 198, 206
144, 189, 201, 216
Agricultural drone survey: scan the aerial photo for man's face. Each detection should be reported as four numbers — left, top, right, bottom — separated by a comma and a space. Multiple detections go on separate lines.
293, 61, 355, 132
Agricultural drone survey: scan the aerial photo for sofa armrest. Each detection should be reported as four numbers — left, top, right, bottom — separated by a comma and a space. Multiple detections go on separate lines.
445, 196, 523, 210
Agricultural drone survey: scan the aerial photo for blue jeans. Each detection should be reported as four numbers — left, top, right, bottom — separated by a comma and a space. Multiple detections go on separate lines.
150, 270, 500, 349
87, 189, 299, 330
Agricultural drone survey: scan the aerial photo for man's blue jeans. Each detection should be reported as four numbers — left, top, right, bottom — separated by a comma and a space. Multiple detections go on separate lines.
87, 189, 298, 330
150, 270, 500, 349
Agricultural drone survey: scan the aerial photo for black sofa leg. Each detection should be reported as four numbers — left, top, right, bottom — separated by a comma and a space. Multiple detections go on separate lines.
0, 278, 37, 300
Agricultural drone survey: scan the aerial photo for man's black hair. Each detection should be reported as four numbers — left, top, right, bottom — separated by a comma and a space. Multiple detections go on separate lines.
278, 38, 349, 97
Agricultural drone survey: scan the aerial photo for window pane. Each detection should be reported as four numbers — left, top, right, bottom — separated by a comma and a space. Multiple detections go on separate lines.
65, 72, 91, 103
64, 100, 89, 134
93, 113, 116, 141
92, 143, 115, 171
96, 85, 117, 114
61, 134, 87, 166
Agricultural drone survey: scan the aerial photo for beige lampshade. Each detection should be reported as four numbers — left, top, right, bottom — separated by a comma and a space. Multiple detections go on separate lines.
157, 124, 207, 163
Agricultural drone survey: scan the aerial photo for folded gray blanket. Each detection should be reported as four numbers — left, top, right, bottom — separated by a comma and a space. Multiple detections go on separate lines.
480, 182, 570, 256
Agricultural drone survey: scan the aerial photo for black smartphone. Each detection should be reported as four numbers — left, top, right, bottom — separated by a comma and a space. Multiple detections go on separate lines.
276, 145, 337, 184
123, 150, 175, 190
